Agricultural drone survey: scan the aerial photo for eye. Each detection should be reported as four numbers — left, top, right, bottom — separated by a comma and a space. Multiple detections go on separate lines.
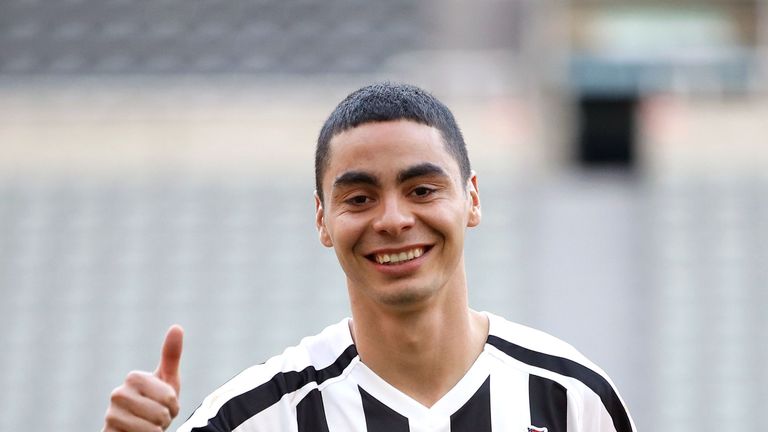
346, 195, 372, 206
411, 186, 436, 198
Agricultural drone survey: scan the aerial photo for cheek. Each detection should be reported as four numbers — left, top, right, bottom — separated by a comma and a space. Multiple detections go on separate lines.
329, 214, 367, 249
424, 201, 466, 227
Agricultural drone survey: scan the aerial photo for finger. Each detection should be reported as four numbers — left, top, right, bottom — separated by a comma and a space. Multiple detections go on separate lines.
154, 324, 183, 395
112, 385, 174, 428
105, 404, 167, 432
125, 371, 181, 418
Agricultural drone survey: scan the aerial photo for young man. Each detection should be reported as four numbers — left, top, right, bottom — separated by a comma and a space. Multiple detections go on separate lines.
103, 83, 635, 432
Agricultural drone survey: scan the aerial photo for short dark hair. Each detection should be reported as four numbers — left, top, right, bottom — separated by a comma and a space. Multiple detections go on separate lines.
315, 82, 471, 202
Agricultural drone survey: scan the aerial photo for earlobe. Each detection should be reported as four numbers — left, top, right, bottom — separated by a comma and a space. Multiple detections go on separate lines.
467, 173, 481, 227
314, 191, 333, 247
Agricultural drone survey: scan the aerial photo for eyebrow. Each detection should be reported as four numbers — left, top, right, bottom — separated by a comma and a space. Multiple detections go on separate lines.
333, 171, 380, 189
396, 162, 449, 183
332, 162, 449, 191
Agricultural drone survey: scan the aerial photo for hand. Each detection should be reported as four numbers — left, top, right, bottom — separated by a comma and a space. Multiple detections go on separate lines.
103, 325, 184, 432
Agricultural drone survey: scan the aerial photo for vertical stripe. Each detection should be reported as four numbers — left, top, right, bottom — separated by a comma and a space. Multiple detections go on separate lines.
297, 389, 330, 432
359, 386, 409, 432
450, 376, 492, 432
487, 335, 633, 432
528, 374, 567, 432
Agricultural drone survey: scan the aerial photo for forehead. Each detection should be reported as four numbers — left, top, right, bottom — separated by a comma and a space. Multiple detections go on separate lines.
325, 120, 459, 179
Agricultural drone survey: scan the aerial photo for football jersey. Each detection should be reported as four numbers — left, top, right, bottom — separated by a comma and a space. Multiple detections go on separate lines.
178, 312, 635, 432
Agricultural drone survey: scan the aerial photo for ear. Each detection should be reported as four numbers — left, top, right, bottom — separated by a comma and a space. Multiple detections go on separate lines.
466, 172, 481, 227
314, 191, 333, 247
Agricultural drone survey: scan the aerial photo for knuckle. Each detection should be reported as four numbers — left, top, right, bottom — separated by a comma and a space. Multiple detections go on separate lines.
125, 370, 146, 386
160, 408, 172, 427
104, 409, 118, 426
163, 392, 177, 406
161, 379, 176, 395
109, 387, 128, 403
151, 405, 171, 425
166, 397, 180, 418
158, 383, 177, 405
172, 404, 180, 417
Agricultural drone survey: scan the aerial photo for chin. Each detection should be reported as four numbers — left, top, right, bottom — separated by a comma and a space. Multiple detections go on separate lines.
377, 285, 437, 308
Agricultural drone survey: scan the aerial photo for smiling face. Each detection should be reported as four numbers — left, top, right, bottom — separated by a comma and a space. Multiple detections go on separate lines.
315, 120, 481, 310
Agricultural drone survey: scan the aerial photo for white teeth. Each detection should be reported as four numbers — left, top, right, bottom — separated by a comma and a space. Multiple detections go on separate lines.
374, 247, 424, 265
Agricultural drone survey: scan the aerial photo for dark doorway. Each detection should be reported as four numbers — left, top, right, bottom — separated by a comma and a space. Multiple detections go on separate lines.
577, 94, 637, 168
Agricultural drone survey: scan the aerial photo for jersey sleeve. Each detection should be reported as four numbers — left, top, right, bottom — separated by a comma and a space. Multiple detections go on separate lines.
577, 378, 636, 432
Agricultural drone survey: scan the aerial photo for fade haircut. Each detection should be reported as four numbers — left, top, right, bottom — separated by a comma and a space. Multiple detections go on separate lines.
315, 82, 471, 202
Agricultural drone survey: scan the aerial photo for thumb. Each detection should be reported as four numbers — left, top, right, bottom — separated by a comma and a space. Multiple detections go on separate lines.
154, 324, 184, 395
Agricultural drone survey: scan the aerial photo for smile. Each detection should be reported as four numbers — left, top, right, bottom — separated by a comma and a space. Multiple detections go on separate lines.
371, 247, 426, 265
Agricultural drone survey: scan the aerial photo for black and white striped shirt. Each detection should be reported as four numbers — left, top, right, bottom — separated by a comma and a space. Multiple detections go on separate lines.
178, 312, 635, 432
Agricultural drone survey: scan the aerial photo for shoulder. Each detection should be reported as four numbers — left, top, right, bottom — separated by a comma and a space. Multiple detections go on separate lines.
177, 318, 358, 432
483, 312, 636, 432
485, 311, 592, 366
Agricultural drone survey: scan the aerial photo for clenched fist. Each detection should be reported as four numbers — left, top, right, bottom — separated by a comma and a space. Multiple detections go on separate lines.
103, 325, 183, 432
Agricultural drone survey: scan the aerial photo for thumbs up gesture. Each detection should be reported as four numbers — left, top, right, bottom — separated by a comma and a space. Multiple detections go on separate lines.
104, 325, 184, 432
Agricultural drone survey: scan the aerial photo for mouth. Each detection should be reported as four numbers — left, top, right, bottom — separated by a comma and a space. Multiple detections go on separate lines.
367, 246, 431, 265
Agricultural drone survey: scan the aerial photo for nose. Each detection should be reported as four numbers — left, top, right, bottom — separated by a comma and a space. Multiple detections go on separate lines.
372, 194, 414, 236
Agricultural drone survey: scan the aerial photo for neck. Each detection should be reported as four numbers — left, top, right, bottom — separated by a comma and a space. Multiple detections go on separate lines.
348, 277, 488, 407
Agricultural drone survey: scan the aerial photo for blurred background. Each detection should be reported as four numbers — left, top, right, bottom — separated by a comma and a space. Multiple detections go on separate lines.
0, 0, 766, 430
